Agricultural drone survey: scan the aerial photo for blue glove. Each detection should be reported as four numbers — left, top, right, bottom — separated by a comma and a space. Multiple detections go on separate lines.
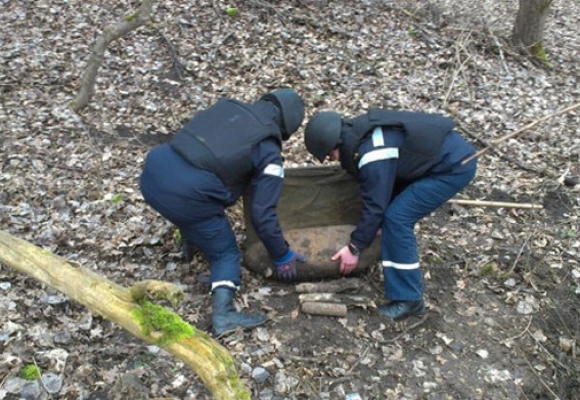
274, 249, 306, 280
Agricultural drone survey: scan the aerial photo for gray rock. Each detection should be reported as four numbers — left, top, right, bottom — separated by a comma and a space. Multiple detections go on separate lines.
41, 373, 63, 394
3, 377, 28, 393
274, 370, 299, 394
252, 367, 270, 384
53, 331, 72, 345
21, 380, 43, 400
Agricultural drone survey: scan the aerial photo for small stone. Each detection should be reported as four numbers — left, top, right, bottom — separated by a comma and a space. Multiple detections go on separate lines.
503, 278, 517, 287
21, 380, 43, 398
41, 373, 63, 394
563, 176, 578, 187
4, 377, 28, 393
240, 362, 252, 375
53, 331, 72, 345
146, 345, 160, 354
44, 294, 68, 305
252, 367, 270, 384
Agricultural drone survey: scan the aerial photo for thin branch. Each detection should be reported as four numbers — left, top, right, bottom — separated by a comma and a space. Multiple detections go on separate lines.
462, 101, 580, 165
448, 199, 543, 209
443, 31, 474, 108
505, 228, 538, 275
153, 26, 194, 80
71, 0, 154, 112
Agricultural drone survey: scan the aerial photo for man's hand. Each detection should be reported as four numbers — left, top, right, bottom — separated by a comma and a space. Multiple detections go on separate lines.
332, 245, 359, 275
274, 249, 306, 280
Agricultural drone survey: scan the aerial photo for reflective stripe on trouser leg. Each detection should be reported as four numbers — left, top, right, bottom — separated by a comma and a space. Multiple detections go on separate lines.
382, 169, 476, 301
179, 214, 242, 288
381, 209, 422, 301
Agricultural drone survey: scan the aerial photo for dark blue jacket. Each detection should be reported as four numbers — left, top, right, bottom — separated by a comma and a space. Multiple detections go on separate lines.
349, 127, 476, 250
140, 139, 289, 260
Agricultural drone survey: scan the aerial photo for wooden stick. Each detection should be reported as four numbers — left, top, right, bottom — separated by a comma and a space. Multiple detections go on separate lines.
462, 101, 580, 165
301, 302, 347, 317
448, 199, 543, 209
298, 293, 370, 305
295, 278, 362, 294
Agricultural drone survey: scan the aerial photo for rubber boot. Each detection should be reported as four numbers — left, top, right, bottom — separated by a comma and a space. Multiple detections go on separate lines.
212, 287, 267, 336
378, 299, 425, 321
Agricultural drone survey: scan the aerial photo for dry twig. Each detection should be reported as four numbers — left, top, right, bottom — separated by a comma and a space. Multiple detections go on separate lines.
462, 101, 580, 165
448, 199, 543, 209
71, 0, 154, 112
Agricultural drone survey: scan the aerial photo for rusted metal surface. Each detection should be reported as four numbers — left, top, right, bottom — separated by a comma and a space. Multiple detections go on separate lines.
243, 224, 380, 280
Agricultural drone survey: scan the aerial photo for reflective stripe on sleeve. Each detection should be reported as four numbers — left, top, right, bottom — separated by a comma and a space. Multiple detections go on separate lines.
382, 260, 420, 270
358, 147, 399, 169
371, 126, 384, 147
264, 164, 285, 178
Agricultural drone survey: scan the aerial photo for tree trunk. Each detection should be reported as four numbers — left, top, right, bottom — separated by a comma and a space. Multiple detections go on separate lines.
0, 230, 251, 400
511, 0, 553, 62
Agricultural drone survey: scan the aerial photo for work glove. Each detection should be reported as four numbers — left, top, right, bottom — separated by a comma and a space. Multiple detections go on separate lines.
274, 249, 306, 280
332, 245, 360, 275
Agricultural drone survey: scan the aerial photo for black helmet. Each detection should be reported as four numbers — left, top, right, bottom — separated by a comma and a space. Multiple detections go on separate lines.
304, 111, 342, 162
260, 89, 305, 140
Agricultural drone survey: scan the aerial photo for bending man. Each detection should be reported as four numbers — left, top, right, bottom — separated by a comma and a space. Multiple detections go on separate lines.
304, 108, 477, 321
140, 89, 307, 335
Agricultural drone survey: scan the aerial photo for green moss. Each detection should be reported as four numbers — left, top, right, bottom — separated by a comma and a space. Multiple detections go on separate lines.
539, 0, 553, 13
20, 364, 41, 380
124, 12, 139, 22
531, 43, 552, 68
480, 263, 497, 276
133, 301, 194, 344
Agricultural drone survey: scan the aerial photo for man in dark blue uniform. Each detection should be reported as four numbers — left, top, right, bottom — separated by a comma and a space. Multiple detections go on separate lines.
304, 109, 477, 321
140, 89, 307, 335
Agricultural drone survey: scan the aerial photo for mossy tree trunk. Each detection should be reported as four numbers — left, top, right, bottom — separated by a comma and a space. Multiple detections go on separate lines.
511, 0, 553, 64
0, 230, 251, 400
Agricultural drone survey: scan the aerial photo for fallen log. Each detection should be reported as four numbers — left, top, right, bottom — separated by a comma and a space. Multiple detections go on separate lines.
0, 230, 250, 400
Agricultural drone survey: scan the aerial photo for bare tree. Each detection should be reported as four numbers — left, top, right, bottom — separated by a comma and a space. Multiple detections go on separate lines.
512, 0, 553, 64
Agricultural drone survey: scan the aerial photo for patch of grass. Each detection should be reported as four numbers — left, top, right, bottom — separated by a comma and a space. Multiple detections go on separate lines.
560, 229, 578, 239
480, 263, 497, 276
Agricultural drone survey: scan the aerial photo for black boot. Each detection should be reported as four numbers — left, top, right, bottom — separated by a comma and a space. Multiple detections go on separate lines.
378, 299, 425, 321
212, 287, 267, 336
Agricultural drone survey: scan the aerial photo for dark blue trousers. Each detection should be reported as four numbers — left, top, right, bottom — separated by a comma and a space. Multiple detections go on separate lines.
382, 161, 477, 300
140, 144, 241, 289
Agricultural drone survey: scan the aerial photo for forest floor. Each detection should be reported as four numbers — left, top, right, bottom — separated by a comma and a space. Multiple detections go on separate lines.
1, 0, 579, 399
